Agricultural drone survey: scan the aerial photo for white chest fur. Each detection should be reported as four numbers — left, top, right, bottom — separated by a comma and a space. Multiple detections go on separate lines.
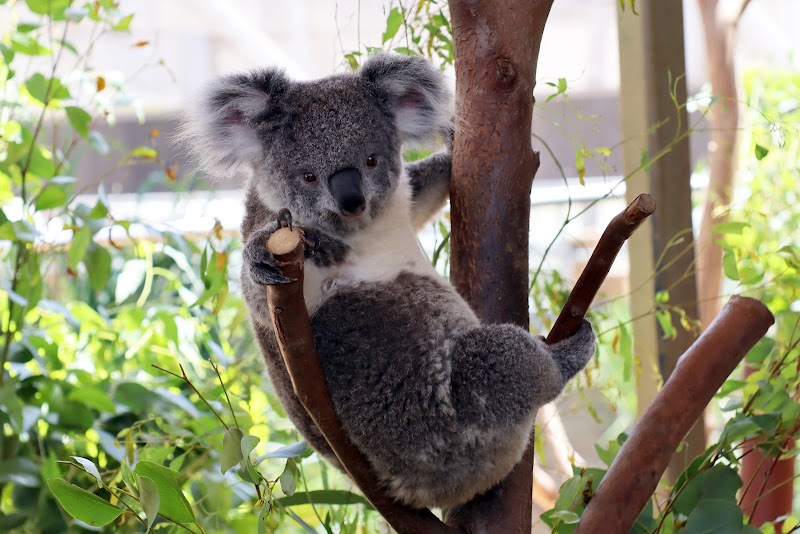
302, 181, 437, 314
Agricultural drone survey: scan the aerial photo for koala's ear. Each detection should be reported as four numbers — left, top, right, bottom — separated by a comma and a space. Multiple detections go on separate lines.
361, 53, 451, 143
179, 69, 289, 175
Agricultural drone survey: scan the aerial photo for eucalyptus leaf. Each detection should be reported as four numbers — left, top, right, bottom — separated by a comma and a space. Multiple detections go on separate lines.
47, 479, 122, 527
221, 428, 244, 474
137, 475, 160, 531
133, 461, 195, 524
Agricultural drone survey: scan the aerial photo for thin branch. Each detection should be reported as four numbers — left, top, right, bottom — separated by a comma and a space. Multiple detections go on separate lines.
152, 364, 229, 431
546, 194, 656, 344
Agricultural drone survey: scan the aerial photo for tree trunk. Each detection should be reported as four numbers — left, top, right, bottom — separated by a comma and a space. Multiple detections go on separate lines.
446, 0, 554, 531
695, 0, 743, 330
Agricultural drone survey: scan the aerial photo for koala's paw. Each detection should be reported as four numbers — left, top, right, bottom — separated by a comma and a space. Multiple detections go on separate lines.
547, 319, 597, 382
243, 226, 295, 285
302, 228, 349, 268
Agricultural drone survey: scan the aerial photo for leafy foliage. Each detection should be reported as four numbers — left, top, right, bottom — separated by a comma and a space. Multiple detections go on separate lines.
0, 2, 378, 533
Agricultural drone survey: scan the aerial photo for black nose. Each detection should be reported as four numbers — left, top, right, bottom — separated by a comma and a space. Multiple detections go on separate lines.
328, 167, 366, 216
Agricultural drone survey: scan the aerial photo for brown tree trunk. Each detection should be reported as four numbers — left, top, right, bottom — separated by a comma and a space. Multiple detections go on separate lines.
695, 0, 747, 330
446, 1, 554, 531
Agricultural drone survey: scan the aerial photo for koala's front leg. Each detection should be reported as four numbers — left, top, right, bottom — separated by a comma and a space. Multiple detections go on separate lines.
406, 151, 452, 231
241, 221, 349, 326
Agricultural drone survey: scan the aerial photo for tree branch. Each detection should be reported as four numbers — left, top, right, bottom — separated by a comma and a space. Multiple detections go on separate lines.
264, 227, 458, 534
575, 295, 774, 533
546, 193, 656, 344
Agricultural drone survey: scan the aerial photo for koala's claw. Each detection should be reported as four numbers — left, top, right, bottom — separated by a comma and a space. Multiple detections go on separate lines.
244, 227, 296, 285
276, 208, 293, 230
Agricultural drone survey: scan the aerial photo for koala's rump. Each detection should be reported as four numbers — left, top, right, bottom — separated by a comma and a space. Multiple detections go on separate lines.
310, 270, 489, 504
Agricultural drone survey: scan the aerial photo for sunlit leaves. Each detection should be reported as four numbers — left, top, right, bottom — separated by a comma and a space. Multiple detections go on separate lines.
754, 143, 769, 160
24, 73, 70, 104
546, 77, 568, 102
25, 0, 72, 16
132, 461, 195, 524
47, 479, 123, 527
382, 7, 403, 44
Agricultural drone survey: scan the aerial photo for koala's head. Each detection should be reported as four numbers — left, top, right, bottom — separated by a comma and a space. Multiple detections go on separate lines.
183, 53, 451, 236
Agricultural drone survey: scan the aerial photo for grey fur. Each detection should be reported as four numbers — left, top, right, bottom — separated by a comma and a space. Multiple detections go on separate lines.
185, 53, 597, 509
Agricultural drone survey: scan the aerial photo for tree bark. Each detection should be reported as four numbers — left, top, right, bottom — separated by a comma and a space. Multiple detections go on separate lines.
446, 1, 554, 532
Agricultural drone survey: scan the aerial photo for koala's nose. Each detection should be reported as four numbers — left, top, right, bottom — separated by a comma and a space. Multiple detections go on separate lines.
328, 167, 366, 216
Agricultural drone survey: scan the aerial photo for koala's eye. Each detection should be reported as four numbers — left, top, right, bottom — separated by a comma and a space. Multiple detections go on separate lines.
366, 155, 378, 168
302, 172, 317, 183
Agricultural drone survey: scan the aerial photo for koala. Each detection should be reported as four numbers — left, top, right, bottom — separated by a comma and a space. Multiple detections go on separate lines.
182, 53, 596, 509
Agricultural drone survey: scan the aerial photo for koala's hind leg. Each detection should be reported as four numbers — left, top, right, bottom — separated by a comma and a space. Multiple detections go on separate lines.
448, 324, 566, 429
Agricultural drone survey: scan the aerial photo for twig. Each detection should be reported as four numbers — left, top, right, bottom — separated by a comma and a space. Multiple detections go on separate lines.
264, 227, 458, 534
546, 193, 656, 344
575, 295, 774, 533
152, 364, 229, 431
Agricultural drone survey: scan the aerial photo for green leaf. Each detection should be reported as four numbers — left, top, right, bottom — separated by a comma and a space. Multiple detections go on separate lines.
549, 510, 580, 524
68, 387, 115, 413
241, 435, 260, 459
672, 464, 741, 515
25, 73, 70, 104
682, 499, 743, 533
133, 461, 195, 524
17, 23, 40, 33
68, 226, 91, 270
221, 428, 244, 474
745, 336, 775, 364
136, 475, 160, 531
47, 479, 123, 527
722, 250, 739, 281
382, 7, 403, 44
35, 183, 70, 210
85, 245, 112, 291
70, 456, 103, 487
546, 77, 568, 102
279, 459, 297, 497
65, 106, 91, 137
713, 221, 749, 236
276, 489, 374, 509
25, 0, 72, 16
130, 146, 157, 159
113, 14, 134, 31
754, 143, 769, 160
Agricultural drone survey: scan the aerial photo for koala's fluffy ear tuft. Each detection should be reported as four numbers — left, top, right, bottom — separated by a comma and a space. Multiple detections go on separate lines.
177, 69, 289, 177
361, 53, 452, 143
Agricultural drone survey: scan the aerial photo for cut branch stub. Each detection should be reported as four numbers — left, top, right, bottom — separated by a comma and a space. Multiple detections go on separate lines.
575, 295, 774, 533
546, 193, 656, 345
264, 227, 459, 534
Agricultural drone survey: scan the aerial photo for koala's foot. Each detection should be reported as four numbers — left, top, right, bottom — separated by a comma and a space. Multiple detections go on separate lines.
542, 319, 597, 382
243, 225, 295, 285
